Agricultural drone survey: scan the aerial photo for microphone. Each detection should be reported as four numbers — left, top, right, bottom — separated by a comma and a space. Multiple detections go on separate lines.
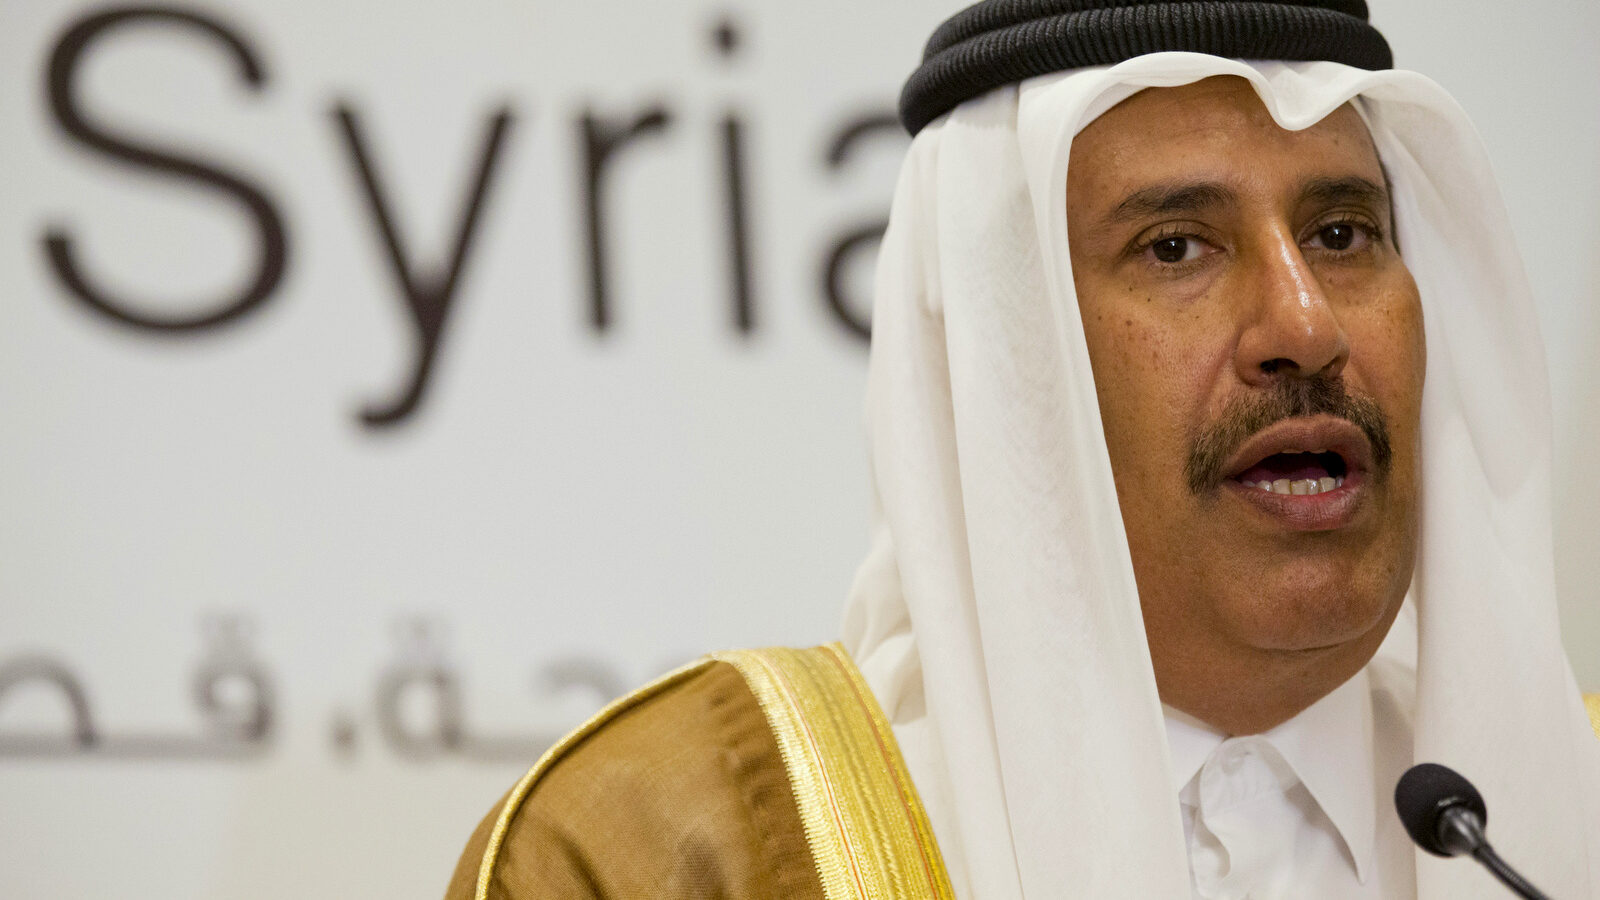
1394, 763, 1553, 899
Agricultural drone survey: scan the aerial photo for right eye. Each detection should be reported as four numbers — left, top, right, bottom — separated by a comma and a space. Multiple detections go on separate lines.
1147, 235, 1212, 264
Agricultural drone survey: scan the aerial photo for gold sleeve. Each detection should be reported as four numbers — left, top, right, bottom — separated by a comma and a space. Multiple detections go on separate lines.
444, 659, 822, 900
445, 644, 954, 900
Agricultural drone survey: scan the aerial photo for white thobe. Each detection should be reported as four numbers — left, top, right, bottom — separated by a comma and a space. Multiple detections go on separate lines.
1164, 669, 1418, 899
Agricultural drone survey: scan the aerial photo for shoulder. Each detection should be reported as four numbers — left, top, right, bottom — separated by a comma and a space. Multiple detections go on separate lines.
444, 655, 820, 899
444, 643, 956, 900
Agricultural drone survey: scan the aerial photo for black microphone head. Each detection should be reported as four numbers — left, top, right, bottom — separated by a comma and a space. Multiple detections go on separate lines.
1394, 763, 1489, 857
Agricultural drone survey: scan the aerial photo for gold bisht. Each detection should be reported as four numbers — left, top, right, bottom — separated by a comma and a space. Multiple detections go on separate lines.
445, 643, 955, 900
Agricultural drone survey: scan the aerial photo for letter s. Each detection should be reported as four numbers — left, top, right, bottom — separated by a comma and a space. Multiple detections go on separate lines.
43, 6, 287, 332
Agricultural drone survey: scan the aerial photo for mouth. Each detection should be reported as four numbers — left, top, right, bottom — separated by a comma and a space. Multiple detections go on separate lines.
1220, 417, 1375, 531
1232, 450, 1348, 496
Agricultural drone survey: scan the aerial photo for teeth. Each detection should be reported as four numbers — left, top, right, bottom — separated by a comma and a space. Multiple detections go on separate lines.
1248, 476, 1346, 496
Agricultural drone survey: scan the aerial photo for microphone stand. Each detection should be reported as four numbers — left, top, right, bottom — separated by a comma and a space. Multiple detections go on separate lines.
1438, 807, 1553, 900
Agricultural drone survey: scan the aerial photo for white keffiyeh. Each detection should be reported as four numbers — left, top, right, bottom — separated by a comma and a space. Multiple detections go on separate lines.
842, 53, 1600, 899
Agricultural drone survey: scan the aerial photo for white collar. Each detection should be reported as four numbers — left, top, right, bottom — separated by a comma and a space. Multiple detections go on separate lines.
1162, 668, 1378, 883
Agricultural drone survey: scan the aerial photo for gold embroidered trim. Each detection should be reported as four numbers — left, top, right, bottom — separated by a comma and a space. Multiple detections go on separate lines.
713, 643, 955, 900
472, 657, 717, 900
1585, 693, 1600, 741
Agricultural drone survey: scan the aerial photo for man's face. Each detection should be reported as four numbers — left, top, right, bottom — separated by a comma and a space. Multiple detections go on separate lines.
1066, 77, 1423, 727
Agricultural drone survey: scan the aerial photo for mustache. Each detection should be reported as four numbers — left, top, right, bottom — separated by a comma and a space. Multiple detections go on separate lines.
1185, 376, 1392, 495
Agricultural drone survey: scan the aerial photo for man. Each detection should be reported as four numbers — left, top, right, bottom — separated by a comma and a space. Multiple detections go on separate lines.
447, 2, 1600, 897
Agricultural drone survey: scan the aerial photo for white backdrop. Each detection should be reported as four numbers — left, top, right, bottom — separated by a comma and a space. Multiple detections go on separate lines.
0, 1, 1594, 897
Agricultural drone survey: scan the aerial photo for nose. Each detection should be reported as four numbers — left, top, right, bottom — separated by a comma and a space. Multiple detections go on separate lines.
1233, 231, 1349, 386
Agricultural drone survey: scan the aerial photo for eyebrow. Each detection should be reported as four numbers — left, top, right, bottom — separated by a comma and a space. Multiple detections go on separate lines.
1297, 175, 1390, 212
1104, 181, 1236, 226
1100, 175, 1392, 229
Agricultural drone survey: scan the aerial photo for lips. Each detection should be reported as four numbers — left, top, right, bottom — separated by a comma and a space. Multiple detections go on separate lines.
1221, 416, 1375, 530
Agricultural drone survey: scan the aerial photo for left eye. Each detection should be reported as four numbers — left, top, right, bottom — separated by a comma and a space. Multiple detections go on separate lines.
1306, 222, 1369, 252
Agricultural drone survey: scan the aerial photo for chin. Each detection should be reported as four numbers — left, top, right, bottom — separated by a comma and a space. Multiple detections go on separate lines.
1229, 569, 1399, 653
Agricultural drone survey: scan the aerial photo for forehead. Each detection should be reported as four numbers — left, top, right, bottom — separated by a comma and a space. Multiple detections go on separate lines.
1067, 76, 1383, 200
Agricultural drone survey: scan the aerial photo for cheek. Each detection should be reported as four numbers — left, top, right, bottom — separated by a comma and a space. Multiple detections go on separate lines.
1081, 308, 1215, 482
1346, 286, 1425, 418
1341, 283, 1426, 538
